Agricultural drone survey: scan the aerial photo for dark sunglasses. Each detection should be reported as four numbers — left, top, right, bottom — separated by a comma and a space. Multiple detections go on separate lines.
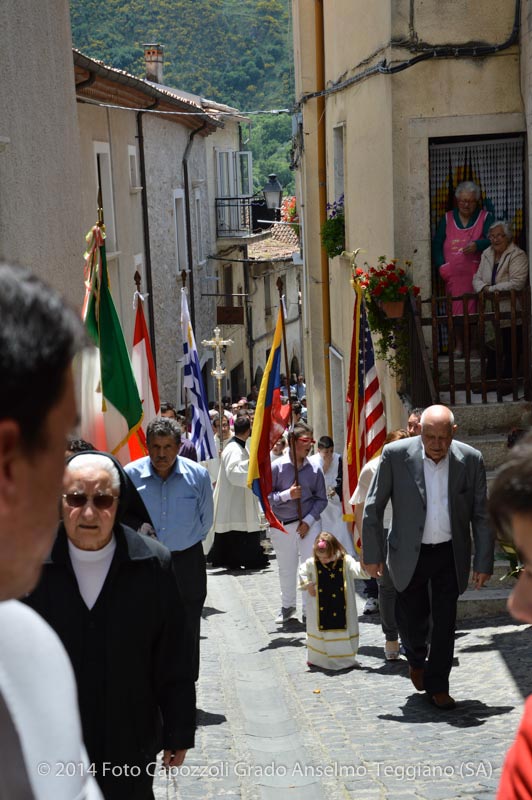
62, 493, 117, 510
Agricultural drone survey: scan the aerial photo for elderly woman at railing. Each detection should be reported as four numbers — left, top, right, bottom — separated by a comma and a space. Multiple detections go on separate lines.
433, 181, 493, 357
472, 220, 529, 380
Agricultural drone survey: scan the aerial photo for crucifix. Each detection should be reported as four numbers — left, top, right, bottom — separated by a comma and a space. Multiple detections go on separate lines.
201, 327, 233, 455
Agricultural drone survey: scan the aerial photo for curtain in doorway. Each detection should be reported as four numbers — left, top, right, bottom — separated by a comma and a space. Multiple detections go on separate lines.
430, 136, 524, 246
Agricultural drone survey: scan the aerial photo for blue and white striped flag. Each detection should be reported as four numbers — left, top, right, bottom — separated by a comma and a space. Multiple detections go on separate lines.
181, 288, 217, 460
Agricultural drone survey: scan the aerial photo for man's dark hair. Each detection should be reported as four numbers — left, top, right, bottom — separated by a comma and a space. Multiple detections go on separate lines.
66, 437, 95, 454
409, 407, 425, 419
160, 401, 178, 419
0, 264, 84, 450
234, 415, 251, 436
318, 435, 334, 449
146, 417, 181, 446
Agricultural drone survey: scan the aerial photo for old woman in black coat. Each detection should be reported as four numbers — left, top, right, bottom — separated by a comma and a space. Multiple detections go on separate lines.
25, 452, 195, 800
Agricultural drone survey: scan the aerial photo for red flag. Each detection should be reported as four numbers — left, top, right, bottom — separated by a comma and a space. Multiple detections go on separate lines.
343, 283, 386, 542
128, 291, 160, 461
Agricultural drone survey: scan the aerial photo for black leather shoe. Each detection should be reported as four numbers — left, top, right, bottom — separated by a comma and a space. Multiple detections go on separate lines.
429, 692, 456, 710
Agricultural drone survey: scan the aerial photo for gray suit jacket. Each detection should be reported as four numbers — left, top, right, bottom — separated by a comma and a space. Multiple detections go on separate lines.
362, 437, 494, 593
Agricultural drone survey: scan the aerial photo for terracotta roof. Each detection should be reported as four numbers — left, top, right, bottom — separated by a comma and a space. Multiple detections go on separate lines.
247, 223, 300, 261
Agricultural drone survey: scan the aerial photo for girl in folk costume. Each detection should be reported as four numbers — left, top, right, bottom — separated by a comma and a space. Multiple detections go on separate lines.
299, 532, 368, 670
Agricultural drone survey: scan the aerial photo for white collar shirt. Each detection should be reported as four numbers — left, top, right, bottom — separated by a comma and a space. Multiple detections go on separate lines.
422, 448, 452, 544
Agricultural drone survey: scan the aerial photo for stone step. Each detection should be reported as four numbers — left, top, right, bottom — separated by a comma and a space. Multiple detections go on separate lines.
457, 583, 512, 620
439, 355, 482, 383
492, 557, 518, 582
451, 400, 532, 435
459, 433, 509, 471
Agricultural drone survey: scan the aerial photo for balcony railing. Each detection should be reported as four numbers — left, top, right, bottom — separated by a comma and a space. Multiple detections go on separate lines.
215, 196, 277, 238
405, 288, 531, 405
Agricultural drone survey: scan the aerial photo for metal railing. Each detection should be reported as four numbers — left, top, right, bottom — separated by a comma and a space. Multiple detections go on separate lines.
215, 197, 277, 238
407, 288, 531, 405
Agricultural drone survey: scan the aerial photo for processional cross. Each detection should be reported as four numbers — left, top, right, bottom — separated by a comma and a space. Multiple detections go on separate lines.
201, 327, 233, 455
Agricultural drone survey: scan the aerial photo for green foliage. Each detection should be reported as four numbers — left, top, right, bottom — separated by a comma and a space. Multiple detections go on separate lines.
70, 0, 295, 195
320, 214, 345, 258
365, 302, 409, 379
70, 0, 294, 110
248, 114, 294, 195
320, 197, 345, 259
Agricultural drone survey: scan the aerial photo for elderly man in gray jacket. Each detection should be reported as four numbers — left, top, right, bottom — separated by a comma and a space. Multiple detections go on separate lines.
362, 405, 494, 710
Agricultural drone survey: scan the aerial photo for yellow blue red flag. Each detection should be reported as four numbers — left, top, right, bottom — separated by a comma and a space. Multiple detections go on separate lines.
247, 308, 291, 532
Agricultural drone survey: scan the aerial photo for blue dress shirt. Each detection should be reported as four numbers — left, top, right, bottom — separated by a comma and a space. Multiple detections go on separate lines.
124, 455, 213, 552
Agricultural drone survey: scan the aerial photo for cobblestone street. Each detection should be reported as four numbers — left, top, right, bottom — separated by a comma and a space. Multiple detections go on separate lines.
155, 554, 532, 800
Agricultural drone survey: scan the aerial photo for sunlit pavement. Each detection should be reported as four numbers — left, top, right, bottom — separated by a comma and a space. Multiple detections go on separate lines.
154, 552, 531, 800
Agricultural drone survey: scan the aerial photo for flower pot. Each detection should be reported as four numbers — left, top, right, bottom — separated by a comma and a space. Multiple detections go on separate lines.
379, 300, 405, 319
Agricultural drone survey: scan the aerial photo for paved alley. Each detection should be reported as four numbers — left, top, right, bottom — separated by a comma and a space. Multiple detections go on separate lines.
155, 555, 531, 800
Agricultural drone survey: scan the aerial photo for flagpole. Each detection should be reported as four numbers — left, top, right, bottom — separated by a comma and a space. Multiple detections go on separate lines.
181, 270, 189, 438
276, 277, 302, 525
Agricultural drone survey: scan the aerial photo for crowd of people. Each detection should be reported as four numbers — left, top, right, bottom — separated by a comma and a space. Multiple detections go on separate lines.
2, 260, 532, 799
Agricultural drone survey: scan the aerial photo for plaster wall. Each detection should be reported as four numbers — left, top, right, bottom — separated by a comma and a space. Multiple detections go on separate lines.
249, 261, 302, 385
323, 0, 391, 80
403, 0, 512, 42
0, 0, 82, 302
326, 75, 398, 429
292, 0, 329, 431
77, 103, 145, 349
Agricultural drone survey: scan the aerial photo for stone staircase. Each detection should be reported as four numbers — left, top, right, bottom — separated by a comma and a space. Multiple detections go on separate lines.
451, 399, 532, 619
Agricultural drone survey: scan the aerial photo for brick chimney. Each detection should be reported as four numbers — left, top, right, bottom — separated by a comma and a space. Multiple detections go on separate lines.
143, 43, 164, 84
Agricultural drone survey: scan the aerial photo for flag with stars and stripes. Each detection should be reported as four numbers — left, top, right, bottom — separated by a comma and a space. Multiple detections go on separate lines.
181, 288, 217, 461
343, 282, 386, 528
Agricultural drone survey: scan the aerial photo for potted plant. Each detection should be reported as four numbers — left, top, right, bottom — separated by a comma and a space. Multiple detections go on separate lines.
280, 196, 300, 238
353, 255, 420, 377
320, 195, 345, 258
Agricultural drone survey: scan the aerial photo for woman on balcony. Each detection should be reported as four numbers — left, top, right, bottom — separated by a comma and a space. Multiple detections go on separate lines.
472, 221, 528, 381
433, 181, 493, 357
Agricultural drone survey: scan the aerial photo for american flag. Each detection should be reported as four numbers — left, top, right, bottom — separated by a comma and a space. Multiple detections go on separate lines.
343, 282, 386, 522
181, 288, 217, 460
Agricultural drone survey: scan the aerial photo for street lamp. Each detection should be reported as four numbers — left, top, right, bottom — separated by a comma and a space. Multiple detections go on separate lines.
262, 173, 283, 210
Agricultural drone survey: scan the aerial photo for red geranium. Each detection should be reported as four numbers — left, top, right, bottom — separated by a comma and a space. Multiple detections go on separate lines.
353, 255, 420, 303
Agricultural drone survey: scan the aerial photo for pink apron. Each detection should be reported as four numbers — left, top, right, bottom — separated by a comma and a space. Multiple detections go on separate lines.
440, 209, 487, 315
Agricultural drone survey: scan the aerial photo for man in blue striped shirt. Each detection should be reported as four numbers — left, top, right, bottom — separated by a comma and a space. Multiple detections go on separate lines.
125, 417, 213, 681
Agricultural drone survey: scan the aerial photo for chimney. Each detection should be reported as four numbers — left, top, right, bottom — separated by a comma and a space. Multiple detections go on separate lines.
143, 43, 164, 84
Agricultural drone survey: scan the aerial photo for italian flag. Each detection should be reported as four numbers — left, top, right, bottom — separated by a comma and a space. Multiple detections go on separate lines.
80, 224, 143, 463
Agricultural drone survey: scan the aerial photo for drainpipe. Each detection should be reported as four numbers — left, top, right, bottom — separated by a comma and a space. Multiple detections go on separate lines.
242, 245, 254, 385
315, 0, 333, 432
183, 123, 207, 328
136, 109, 157, 361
